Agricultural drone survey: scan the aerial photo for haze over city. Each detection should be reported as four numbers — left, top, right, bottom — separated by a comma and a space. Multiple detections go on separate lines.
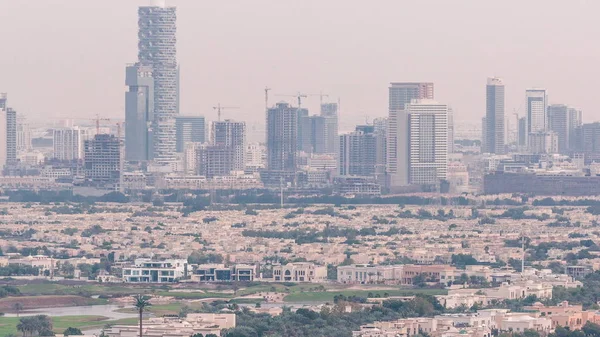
1, 0, 599, 130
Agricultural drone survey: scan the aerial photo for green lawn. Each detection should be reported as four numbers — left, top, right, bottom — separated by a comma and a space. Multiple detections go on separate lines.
0, 315, 114, 336
283, 288, 447, 302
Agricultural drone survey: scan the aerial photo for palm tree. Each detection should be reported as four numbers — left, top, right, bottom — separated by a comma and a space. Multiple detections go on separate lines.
13, 302, 23, 317
133, 294, 152, 337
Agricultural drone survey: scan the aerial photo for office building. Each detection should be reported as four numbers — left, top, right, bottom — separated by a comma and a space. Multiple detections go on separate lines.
387, 82, 434, 187
518, 117, 527, 147
581, 123, 600, 161
53, 127, 86, 161
373, 118, 388, 176
212, 120, 246, 172
176, 116, 206, 152
138, 4, 179, 164
525, 89, 548, 143
84, 134, 122, 189
407, 100, 448, 186
547, 104, 570, 154
5, 108, 16, 166
569, 108, 583, 153
0, 110, 6, 168
321, 103, 339, 154
122, 258, 188, 283
528, 131, 558, 154
266, 102, 298, 172
484, 78, 505, 154
448, 106, 454, 154
339, 126, 380, 177
125, 63, 154, 162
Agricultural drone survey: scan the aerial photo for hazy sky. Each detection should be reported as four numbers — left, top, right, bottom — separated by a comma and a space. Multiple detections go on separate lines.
0, 0, 599, 132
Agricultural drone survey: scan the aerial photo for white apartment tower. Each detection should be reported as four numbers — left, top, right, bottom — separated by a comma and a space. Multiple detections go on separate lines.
407, 100, 448, 186
525, 88, 548, 146
484, 78, 505, 154
54, 127, 86, 161
387, 82, 434, 188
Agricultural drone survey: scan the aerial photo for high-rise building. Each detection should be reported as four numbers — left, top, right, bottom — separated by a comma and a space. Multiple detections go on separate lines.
298, 115, 326, 154
407, 100, 448, 186
525, 88, 548, 146
6, 108, 16, 166
518, 117, 527, 147
484, 78, 505, 154
16, 115, 31, 152
387, 82, 434, 187
266, 102, 298, 172
528, 131, 558, 154
448, 106, 454, 154
339, 126, 382, 177
212, 120, 246, 172
84, 134, 122, 189
568, 108, 583, 152
53, 127, 86, 161
245, 142, 266, 173
196, 144, 233, 178
320, 103, 339, 155
547, 104, 569, 154
176, 116, 206, 152
138, 4, 178, 164
125, 63, 154, 162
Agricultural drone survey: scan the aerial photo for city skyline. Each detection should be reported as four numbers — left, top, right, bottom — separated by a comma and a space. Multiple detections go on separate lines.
0, 0, 599, 130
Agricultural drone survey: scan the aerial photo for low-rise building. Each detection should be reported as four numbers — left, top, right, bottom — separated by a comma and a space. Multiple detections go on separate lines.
122, 259, 188, 283
272, 262, 327, 283
106, 313, 235, 337
337, 264, 404, 284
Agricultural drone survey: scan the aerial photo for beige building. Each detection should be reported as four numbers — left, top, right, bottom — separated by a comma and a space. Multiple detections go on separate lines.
272, 262, 327, 283
105, 313, 235, 337
337, 264, 404, 284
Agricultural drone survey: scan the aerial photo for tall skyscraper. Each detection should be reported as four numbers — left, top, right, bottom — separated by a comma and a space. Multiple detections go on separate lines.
138, 4, 178, 164
267, 102, 298, 172
196, 144, 234, 178
176, 116, 206, 152
387, 82, 434, 187
484, 78, 505, 154
0, 94, 6, 111
298, 115, 326, 154
568, 108, 583, 153
6, 108, 16, 166
125, 64, 154, 162
407, 100, 448, 186
84, 134, 122, 189
525, 88, 548, 145
518, 117, 527, 147
547, 104, 569, 154
448, 106, 454, 154
320, 103, 339, 155
54, 127, 86, 161
16, 115, 31, 152
212, 120, 246, 172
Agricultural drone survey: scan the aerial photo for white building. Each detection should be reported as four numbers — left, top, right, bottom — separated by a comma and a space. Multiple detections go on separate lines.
407, 99, 448, 186
106, 313, 236, 337
53, 127, 86, 161
525, 88, 548, 146
122, 259, 188, 283
337, 264, 404, 284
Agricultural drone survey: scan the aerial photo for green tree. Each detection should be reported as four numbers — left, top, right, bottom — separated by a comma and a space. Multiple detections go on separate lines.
63, 327, 84, 336
13, 302, 23, 317
134, 295, 152, 337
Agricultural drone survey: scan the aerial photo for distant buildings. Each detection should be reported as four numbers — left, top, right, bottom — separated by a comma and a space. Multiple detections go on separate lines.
6, 108, 16, 166
192, 264, 256, 282
525, 88, 548, 145
321, 102, 339, 154
272, 262, 327, 283
84, 134, 122, 189
175, 115, 206, 152
483, 77, 505, 154
339, 125, 384, 177
212, 120, 246, 172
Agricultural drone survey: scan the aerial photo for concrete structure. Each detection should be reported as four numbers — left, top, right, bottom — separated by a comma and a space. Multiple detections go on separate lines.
16, 115, 31, 152
484, 78, 505, 154
212, 120, 246, 172
138, 4, 179, 164
388, 82, 434, 188
196, 144, 234, 178
125, 63, 154, 162
528, 131, 558, 154
53, 127, 86, 161
192, 264, 256, 282
266, 102, 298, 172
525, 88, 548, 146
122, 258, 188, 283
176, 115, 206, 152
407, 100, 448, 187
299, 115, 326, 154
5, 108, 16, 166
272, 262, 327, 283
83, 134, 122, 189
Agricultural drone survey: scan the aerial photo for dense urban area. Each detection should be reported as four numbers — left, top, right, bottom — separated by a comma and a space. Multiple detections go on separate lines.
1, 1, 600, 337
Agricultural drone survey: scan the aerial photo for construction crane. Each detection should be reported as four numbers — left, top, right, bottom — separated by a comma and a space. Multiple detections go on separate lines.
93, 115, 111, 134
264, 87, 271, 111
304, 92, 329, 105
212, 104, 240, 121
275, 93, 308, 108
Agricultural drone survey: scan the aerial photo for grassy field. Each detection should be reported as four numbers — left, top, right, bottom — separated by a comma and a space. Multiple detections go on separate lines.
283, 288, 447, 302
17, 283, 156, 296
0, 315, 138, 336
